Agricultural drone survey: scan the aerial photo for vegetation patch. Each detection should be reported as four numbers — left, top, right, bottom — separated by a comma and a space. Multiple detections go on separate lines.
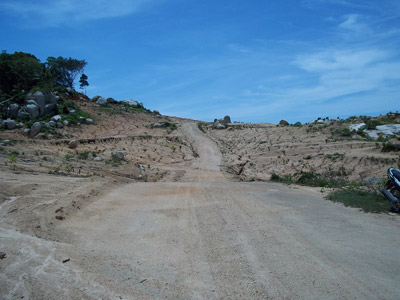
270, 171, 345, 188
327, 189, 388, 213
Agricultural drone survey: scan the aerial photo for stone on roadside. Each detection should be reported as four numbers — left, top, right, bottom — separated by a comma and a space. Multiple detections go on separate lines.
111, 151, 125, 161
29, 122, 42, 137
3, 119, 16, 130
68, 140, 78, 149
86, 118, 94, 125
96, 97, 107, 105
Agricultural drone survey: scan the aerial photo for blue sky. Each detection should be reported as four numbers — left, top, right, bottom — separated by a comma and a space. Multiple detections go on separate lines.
1, 0, 399, 123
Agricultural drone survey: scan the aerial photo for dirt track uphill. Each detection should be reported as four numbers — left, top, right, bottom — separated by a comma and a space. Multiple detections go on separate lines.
1, 123, 399, 299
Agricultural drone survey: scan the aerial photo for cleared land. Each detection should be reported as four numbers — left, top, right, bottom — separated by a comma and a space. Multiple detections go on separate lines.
1, 107, 400, 299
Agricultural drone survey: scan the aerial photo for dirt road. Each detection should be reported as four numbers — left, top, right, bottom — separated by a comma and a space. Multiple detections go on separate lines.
1, 123, 400, 299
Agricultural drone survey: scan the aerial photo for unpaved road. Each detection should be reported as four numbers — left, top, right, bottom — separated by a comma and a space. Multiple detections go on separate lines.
1, 123, 400, 299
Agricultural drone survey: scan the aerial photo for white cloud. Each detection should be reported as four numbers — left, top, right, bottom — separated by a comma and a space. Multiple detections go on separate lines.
0, 0, 153, 27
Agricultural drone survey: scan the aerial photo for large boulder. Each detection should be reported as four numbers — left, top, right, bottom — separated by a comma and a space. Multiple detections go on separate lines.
29, 122, 42, 137
26, 91, 57, 116
111, 151, 125, 161
17, 107, 31, 120
121, 100, 139, 107
6, 103, 20, 118
3, 119, 16, 130
106, 97, 116, 104
44, 103, 56, 115
214, 122, 226, 129
96, 97, 107, 105
25, 104, 39, 119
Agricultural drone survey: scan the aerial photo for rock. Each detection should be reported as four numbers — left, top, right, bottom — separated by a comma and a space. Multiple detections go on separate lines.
96, 97, 107, 105
92, 95, 102, 102
68, 140, 78, 149
25, 104, 39, 119
26, 99, 38, 106
86, 118, 94, 125
26, 91, 57, 116
16, 122, 24, 128
106, 97, 116, 104
111, 151, 125, 161
316, 119, 326, 124
279, 120, 289, 126
63, 120, 69, 126
214, 123, 226, 129
152, 122, 170, 128
6, 103, 20, 118
153, 110, 160, 115
17, 107, 31, 120
223, 115, 231, 124
382, 138, 400, 152
29, 122, 42, 137
3, 119, 16, 130
52, 115, 62, 121
68, 108, 76, 114
121, 100, 139, 107
376, 124, 400, 136
66, 87, 74, 94
349, 123, 366, 131
48, 120, 56, 127
56, 122, 64, 129
44, 103, 55, 115
93, 156, 103, 161
22, 128, 30, 135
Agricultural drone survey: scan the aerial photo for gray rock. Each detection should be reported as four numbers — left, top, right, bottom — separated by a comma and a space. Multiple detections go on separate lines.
26, 99, 38, 106
86, 118, 94, 125
44, 103, 55, 115
215, 123, 226, 129
152, 122, 170, 128
6, 103, 20, 118
93, 156, 103, 161
48, 120, 56, 127
16, 122, 24, 128
68, 140, 78, 149
25, 104, 39, 119
121, 100, 139, 107
56, 122, 64, 129
3, 119, 16, 130
17, 107, 31, 120
22, 128, 30, 135
92, 95, 101, 102
96, 97, 107, 105
63, 120, 69, 126
111, 151, 125, 161
26, 91, 57, 116
30, 122, 42, 137
52, 115, 62, 121
376, 124, 400, 136
68, 108, 76, 114
349, 123, 366, 131
223, 115, 231, 124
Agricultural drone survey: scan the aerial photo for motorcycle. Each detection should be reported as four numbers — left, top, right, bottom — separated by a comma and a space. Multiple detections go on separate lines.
381, 168, 400, 212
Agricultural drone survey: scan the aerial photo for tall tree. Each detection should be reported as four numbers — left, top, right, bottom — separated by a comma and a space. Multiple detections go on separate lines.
79, 73, 89, 94
45, 56, 87, 88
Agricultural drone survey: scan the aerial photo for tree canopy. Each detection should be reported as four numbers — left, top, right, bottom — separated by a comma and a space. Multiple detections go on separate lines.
0, 51, 88, 98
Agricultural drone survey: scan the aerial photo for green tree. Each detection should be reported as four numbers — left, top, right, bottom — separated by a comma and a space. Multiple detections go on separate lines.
79, 73, 89, 94
45, 56, 87, 88
0, 52, 44, 96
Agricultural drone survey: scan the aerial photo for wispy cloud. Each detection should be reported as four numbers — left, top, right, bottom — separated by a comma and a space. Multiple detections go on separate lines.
0, 0, 154, 27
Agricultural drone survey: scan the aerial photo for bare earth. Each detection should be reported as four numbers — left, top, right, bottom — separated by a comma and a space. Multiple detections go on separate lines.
1, 116, 400, 299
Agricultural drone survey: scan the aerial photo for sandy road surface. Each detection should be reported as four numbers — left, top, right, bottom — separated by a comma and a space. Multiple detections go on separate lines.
2, 123, 400, 299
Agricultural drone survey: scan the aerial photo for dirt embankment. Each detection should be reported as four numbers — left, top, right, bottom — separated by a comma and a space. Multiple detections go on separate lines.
205, 123, 399, 182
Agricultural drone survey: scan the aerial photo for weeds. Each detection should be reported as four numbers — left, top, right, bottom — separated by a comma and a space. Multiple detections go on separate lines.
327, 189, 388, 213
